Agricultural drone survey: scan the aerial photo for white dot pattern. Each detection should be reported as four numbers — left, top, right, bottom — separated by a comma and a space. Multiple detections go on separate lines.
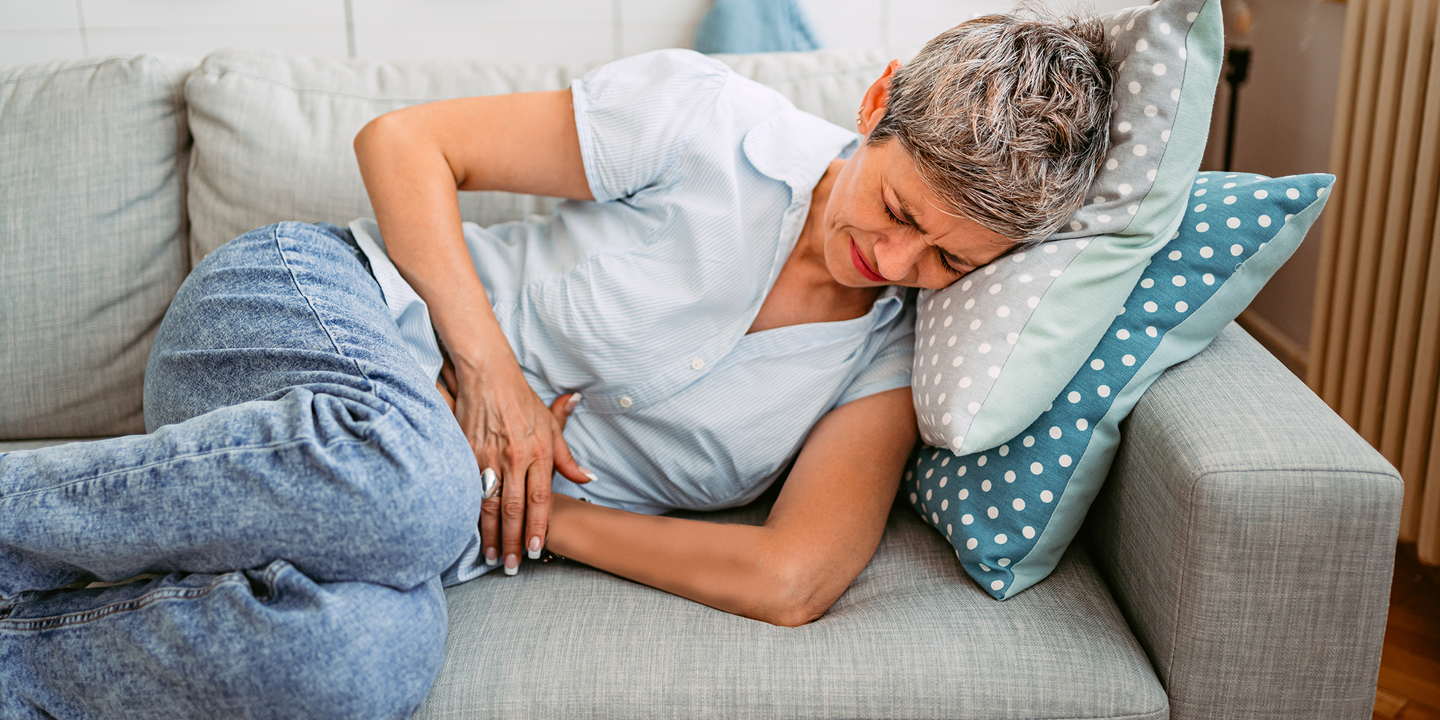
914, 238, 1089, 452
1051, 0, 1202, 239
905, 170, 1332, 600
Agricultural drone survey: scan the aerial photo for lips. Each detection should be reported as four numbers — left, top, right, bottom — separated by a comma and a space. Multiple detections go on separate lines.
850, 239, 887, 282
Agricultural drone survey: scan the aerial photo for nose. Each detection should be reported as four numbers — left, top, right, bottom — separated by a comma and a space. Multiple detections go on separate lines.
872, 232, 926, 282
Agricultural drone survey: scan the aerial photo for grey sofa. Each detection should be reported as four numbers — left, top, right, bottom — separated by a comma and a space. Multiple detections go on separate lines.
0, 48, 1403, 720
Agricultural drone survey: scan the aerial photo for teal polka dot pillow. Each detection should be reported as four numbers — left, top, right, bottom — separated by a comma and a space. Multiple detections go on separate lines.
907, 171, 1335, 600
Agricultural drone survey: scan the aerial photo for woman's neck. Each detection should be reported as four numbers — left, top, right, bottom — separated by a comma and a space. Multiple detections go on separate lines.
790, 160, 841, 283
747, 160, 882, 334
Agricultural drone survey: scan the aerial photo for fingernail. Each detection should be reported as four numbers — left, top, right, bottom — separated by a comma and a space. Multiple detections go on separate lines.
503, 554, 518, 576
527, 537, 541, 559
567, 393, 582, 409
583, 469, 598, 483
485, 548, 498, 566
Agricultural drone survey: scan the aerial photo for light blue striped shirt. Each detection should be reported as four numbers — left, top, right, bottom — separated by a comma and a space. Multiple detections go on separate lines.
351, 49, 916, 585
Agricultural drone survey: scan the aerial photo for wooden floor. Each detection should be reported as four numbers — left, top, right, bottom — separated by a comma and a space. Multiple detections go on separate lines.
1374, 543, 1440, 720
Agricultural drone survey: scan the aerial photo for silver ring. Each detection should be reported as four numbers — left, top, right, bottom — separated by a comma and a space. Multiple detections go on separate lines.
481, 467, 501, 499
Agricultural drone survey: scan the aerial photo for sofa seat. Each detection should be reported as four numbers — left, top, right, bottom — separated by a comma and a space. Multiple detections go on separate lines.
0, 433, 1168, 720
0, 437, 1166, 719
417, 496, 1167, 720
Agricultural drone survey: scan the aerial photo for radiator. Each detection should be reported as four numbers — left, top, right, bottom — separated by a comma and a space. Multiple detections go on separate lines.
1310, 0, 1440, 564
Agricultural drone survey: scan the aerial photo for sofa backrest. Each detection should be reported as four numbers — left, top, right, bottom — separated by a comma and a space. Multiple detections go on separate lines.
184, 46, 906, 263
0, 55, 195, 440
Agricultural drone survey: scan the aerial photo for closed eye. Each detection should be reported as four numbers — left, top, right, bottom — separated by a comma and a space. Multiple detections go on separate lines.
884, 197, 964, 276
883, 202, 907, 228
936, 250, 964, 276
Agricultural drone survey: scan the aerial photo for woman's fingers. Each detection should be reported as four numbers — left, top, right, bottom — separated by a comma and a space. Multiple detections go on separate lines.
550, 433, 592, 485
547, 393, 595, 485
439, 345, 459, 397
499, 443, 531, 575
479, 488, 502, 568
548, 392, 578, 427
472, 390, 593, 575
523, 458, 552, 561
435, 380, 456, 412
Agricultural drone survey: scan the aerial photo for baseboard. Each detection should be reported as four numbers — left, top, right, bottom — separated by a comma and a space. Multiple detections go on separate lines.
1234, 308, 1309, 380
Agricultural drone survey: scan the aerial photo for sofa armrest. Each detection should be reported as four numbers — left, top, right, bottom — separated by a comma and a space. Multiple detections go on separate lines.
1082, 323, 1402, 720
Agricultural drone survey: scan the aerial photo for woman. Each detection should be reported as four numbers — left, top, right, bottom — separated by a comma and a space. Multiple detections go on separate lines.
0, 12, 1113, 720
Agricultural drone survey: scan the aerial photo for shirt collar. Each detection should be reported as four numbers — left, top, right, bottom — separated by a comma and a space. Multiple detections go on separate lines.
744, 109, 905, 320
742, 108, 859, 192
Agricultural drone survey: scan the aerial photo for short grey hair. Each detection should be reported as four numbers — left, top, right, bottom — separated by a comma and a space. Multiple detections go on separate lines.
869, 8, 1115, 245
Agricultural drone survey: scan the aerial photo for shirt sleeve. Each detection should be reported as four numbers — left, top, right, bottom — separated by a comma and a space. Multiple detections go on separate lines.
570, 49, 732, 203
836, 299, 917, 408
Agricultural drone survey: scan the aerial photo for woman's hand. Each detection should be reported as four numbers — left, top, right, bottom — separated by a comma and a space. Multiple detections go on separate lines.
540, 387, 915, 626
354, 89, 596, 575
438, 347, 592, 576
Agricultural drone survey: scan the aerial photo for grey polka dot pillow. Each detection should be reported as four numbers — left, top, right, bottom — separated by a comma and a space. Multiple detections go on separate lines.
914, 0, 1223, 456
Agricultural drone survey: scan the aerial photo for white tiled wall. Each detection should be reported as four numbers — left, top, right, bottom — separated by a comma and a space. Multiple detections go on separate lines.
1, 0, 1138, 66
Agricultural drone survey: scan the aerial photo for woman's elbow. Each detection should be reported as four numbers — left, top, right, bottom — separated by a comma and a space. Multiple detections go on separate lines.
761, 603, 827, 628
751, 558, 841, 628
353, 111, 402, 159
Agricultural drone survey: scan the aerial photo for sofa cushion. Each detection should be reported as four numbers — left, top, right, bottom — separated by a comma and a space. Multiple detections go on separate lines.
183, 47, 907, 265
0, 56, 194, 440
414, 495, 1166, 720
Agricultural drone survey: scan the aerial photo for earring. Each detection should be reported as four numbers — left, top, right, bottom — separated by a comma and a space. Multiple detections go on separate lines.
856, 107, 864, 129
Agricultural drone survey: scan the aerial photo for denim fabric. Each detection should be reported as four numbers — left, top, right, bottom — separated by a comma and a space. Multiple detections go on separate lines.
0, 222, 482, 719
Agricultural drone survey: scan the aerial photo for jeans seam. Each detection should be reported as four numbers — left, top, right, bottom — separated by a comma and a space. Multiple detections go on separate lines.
271, 223, 380, 397
258, 559, 291, 599
0, 437, 374, 503
0, 575, 249, 632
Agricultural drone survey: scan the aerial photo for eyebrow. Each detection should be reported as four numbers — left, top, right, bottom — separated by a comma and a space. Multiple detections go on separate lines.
893, 189, 974, 269
894, 193, 931, 237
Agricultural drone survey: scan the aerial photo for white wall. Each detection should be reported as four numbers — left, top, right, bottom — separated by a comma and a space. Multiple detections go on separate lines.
1199, 0, 1348, 354
1, 0, 1136, 66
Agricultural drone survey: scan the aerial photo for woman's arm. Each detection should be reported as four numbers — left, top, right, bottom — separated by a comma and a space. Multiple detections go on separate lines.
353, 91, 595, 575
545, 386, 919, 627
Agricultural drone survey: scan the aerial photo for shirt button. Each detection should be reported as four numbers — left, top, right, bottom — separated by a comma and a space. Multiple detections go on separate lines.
690, 357, 704, 370
619, 396, 633, 408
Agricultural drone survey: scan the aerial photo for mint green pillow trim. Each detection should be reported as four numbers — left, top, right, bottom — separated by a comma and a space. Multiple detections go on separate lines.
1004, 187, 1329, 598
1116, 0, 1225, 241
959, 0, 1224, 455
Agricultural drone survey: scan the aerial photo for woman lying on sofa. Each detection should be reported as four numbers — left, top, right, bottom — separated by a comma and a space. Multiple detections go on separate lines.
1, 13, 1114, 720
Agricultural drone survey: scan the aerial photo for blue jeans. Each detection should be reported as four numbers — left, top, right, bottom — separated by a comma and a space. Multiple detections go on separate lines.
0, 223, 483, 719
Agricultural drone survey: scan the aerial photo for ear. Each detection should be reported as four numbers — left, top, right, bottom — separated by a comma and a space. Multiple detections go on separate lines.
857, 59, 902, 136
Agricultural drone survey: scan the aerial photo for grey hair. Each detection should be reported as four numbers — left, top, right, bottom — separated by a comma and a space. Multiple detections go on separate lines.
869, 7, 1115, 245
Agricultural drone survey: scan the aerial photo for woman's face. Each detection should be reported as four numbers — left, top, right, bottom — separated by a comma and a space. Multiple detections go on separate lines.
822, 137, 1016, 290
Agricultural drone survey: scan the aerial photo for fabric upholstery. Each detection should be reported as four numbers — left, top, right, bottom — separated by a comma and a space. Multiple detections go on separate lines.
415, 494, 1166, 720
1083, 323, 1403, 720
0, 55, 193, 440
0, 439, 103, 452
183, 47, 907, 266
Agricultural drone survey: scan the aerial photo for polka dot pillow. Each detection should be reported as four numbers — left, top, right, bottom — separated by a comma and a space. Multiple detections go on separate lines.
907, 171, 1336, 599
913, 0, 1223, 456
